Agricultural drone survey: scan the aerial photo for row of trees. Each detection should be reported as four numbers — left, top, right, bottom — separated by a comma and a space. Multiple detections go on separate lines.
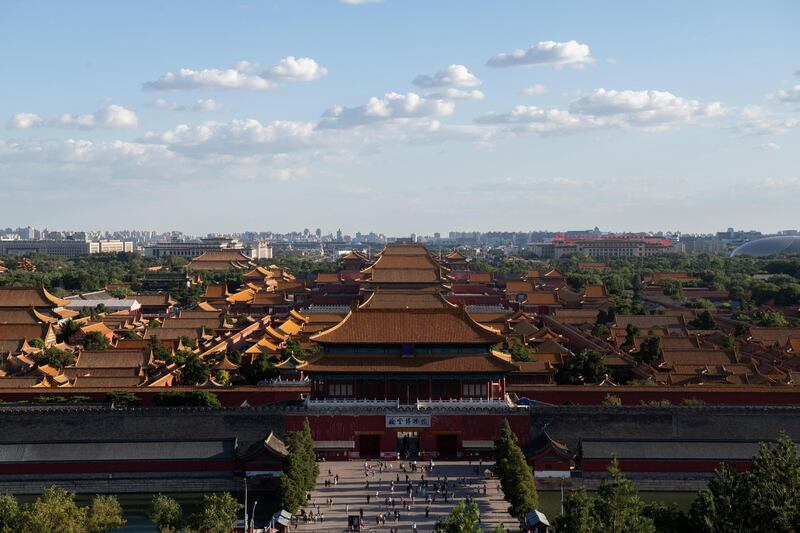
555, 433, 800, 533
0, 486, 125, 533
279, 418, 319, 513
149, 493, 241, 533
0, 488, 243, 533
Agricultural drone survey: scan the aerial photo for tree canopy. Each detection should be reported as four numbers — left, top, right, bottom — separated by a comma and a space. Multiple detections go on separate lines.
434, 501, 482, 533
556, 350, 607, 385
494, 419, 538, 520
0, 487, 125, 533
280, 418, 319, 513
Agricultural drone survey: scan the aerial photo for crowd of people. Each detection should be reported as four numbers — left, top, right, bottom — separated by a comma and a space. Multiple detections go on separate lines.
296, 459, 498, 532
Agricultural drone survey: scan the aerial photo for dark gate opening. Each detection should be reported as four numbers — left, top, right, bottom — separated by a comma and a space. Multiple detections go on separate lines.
359, 434, 381, 458
436, 434, 458, 458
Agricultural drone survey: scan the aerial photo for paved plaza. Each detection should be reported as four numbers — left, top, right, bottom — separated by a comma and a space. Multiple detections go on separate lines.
293, 460, 517, 532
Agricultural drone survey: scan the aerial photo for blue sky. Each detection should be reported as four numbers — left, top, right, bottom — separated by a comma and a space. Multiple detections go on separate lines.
1, 1, 798, 235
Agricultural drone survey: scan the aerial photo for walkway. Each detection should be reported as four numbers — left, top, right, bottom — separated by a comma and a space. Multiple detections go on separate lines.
293, 460, 516, 532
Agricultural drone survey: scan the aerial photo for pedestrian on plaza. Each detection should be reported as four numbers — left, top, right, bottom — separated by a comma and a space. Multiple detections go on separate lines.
360, 508, 364, 518
425, 506, 430, 518
412, 522, 417, 532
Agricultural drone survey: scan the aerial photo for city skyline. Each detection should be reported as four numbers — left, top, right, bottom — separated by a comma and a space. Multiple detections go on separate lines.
1, 1, 799, 234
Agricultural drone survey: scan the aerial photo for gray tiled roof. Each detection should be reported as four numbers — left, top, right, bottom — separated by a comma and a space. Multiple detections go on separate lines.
579, 439, 799, 461
0, 439, 235, 463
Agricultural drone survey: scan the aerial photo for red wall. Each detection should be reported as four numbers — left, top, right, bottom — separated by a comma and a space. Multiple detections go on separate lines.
287, 412, 530, 457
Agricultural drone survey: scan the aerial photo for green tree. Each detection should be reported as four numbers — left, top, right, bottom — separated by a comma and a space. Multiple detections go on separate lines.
688, 465, 747, 533
433, 501, 481, 533
280, 418, 319, 512
188, 493, 241, 533
556, 350, 607, 385
180, 353, 211, 385
717, 333, 735, 350
155, 390, 220, 407
86, 495, 125, 533
689, 310, 716, 330
279, 473, 305, 514
641, 502, 691, 533
34, 347, 76, 368
689, 433, 800, 533
506, 339, 532, 362
244, 354, 278, 384
0, 493, 20, 533
107, 391, 141, 407
635, 336, 662, 365
554, 489, 596, 533
17, 486, 88, 533
593, 460, 656, 533
149, 494, 183, 533
149, 336, 173, 362
28, 337, 45, 349
756, 310, 789, 328
179, 336, 197, 349
603, 394, 622, 406
555, 461, 659, 533
494, 419, 538, 519
621, 324, 639, 350
280, 338, 307, 360
84, 331, 110, 351
226, 350, 242, 365
59, 319, 80, 342
214, 370, 230, 386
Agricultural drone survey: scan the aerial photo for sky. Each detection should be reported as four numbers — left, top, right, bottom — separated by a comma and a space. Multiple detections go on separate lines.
0, 0, 798, 236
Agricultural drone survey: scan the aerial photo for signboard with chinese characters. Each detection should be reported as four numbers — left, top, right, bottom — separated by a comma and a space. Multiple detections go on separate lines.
385, 415, 431, 428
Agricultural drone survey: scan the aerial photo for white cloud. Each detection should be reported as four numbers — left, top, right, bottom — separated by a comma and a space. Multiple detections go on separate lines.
148, 98, 178, 110
412, 64, 481, 88
476, 88, 724, 134
569, 89, 724, 128
263, 56, 328, 81
756, 142, 781, 151
774, 84, 800, 103
141, 119, 317, 157
475, 105, 595, 135
487, 40, 593, 69
426, 88, 485, 100
734, 117, 799, 136
7, 105, 138, 130
147, 98, 221, 112
522, 84, 546, 96
192, 99, 221, 111
318, 92, 455, 129
143, 65, 274, 91
740, 105, 767, 119
7, 112, 42, 129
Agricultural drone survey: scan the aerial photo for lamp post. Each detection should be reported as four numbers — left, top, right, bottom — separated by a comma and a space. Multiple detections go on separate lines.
244, 475, 248, 533
250, 500, 258, 532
